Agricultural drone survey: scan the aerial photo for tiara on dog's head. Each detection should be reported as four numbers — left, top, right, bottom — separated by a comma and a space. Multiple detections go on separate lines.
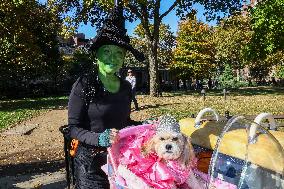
156, 114, 181, 134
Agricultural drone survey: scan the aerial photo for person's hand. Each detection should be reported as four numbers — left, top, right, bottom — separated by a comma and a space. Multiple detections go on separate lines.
109, 128, 119, 144
98, 128, 119, 147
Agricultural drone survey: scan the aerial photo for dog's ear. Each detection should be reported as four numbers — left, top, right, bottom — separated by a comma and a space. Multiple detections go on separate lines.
179, 135, 195, 168
141, 137, 155, 156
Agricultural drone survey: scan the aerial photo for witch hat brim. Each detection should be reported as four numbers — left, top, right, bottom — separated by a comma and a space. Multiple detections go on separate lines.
90, 6, 145, 62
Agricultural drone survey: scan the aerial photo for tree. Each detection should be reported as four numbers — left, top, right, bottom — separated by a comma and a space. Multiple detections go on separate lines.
241, 0, 284, 81
218, 63, 235, 89
266, 51, 284, 81
124, 23, 176, 69
49, 0, 242, 96
172, 15, 215, 80
276, 63, 284, 81
124, 37, 148, 68
246, 0, 284, 61
213, 15, 252, 73
0, 0, 62, 96
68, 47, 95, 80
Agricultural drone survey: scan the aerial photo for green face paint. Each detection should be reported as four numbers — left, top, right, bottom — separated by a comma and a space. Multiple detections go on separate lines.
96, 45, 126, 75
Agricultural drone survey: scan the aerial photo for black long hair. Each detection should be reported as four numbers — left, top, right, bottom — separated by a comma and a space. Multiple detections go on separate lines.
79, 65, 107, 104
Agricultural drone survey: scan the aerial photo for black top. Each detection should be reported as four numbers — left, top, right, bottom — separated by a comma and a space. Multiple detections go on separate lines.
68, 76, 132, 146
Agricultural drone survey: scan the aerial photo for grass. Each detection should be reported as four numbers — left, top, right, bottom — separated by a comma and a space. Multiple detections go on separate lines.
0, 96, 68, 130
1, 86, 284, 130
137, 87, 284, 128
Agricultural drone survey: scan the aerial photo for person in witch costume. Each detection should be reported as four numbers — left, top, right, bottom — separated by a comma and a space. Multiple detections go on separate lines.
67, 5, 145, 189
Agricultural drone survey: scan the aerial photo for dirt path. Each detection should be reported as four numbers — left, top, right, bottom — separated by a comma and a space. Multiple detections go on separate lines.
0, 105, 150, 188
1, 94, 284, 188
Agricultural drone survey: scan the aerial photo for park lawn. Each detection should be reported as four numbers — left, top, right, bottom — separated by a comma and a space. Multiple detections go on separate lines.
138, 87, 284, 128
1, 87, 284, 130
0, 96, 68, 130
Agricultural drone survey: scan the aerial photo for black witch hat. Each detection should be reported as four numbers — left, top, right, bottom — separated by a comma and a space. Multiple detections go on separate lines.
90, 5, 145, 62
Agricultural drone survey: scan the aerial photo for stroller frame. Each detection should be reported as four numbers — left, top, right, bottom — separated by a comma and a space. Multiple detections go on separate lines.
59, 125, 76, 189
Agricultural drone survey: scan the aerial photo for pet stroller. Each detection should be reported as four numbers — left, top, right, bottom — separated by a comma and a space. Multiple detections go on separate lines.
102, 123, 158, 189
180, 108, 284, 189
59, 123, 156, 189
103, 109, 284, 189
102, 120, 237, 189
60, 108, 284, 189
59, 125, 76, 189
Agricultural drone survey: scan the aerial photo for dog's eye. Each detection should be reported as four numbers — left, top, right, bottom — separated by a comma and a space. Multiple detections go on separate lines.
160, 137, 165, 141
172, 137, 178, 141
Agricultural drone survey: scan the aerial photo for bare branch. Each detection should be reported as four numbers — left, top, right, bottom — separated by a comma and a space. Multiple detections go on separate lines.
153, 0, 161, 28
160, 0, 179, 20
127, 3, 142, 20
140, 3, 152, 39
153, 0, 161, 46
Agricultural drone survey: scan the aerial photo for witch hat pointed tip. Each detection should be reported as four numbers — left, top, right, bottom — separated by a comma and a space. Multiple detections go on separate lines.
90, 3, 145, 62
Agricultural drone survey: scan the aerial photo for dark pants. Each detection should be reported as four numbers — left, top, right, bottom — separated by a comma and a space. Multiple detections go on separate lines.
74, 145, 109, 189
131, 88, 139, 110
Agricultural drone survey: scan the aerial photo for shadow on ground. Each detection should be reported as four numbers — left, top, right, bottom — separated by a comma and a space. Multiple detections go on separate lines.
0, 160, 67, 189
164, 87, 284, 97
0, 159, 64, 176
137, 102, 184, 111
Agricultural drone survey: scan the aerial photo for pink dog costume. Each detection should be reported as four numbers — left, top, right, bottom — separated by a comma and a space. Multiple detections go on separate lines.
103, 121, 237, 189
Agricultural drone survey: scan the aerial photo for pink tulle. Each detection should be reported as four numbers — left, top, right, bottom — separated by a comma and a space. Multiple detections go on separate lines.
112, 124, 194, 189
106, 124, 237, 189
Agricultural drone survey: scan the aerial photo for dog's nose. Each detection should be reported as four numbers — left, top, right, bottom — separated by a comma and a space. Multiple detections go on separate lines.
165, 144, 172, 150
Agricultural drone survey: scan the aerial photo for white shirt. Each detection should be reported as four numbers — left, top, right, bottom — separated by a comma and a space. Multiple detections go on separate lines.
126, 75, 136, 89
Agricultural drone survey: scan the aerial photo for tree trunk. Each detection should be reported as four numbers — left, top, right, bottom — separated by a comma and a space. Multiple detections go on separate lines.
147, 39, 159, 97
139, 0, 161, 97
236, 69, 240, 81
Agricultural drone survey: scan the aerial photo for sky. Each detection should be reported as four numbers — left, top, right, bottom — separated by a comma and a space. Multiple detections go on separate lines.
38, 0, 218, 39
77, 2, 217, 38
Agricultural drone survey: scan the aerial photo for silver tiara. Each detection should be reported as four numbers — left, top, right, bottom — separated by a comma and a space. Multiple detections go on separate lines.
156, 114, 180, 134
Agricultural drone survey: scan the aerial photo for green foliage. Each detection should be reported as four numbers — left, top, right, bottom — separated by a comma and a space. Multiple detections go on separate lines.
71, 48, 95, 75
124, 37, 148, 68
245, 50, 284, 81
213, 15, 252, 69
60, 48, 96, 85
217, 64, 253, 89
218, 64, 235, 89
276, 66, 284, 79
246, 0, 284, 61
243, 0, 284, 80
247, 51, 284, 81
124, 23, 175, 68
219, 64, 234, 81
48, 0, 242, 96
273, 51, 284, 79
48, 0, 242, 29
219, 80, 253, 89
0, 0, 62, 96
172, 16, 215, 79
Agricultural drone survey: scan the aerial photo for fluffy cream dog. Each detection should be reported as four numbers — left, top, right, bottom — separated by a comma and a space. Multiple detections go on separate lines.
116, 115, 205, 189
142, 115, 195, 168
142, 115, 207, 189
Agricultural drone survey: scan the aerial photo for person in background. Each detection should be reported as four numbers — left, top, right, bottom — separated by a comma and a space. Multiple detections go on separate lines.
207, 78, 212, 90
67, 5, 144, 189
125, 69, 139, 111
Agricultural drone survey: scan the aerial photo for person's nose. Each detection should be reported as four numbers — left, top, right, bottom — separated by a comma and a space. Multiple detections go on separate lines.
110, 54, 115, 63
